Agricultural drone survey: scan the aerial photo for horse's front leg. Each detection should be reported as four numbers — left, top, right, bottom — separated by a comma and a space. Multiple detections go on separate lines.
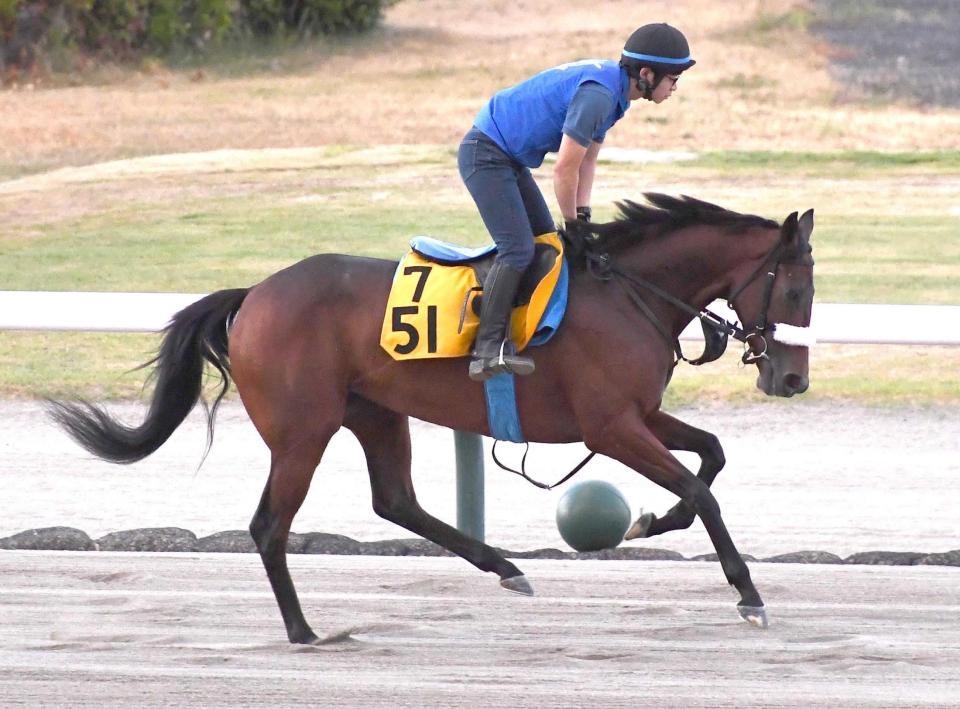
587, 408, 767, 628
625, 409, 725, 540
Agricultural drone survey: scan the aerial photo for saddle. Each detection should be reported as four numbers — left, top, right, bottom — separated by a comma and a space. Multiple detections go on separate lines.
380, 233, 568, 361
410, 236, 561, 315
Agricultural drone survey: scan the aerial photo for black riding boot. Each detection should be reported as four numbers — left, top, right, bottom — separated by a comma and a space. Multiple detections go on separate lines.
468, 260, 535, 382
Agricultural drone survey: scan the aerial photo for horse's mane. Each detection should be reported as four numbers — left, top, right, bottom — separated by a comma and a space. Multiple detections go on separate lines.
590, 193, 778, 252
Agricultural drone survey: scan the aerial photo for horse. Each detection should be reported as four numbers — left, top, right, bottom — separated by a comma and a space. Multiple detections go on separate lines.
49, 193, 815, 644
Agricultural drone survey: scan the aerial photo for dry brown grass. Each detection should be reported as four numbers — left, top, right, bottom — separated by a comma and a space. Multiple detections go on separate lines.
2, 0, 959, 178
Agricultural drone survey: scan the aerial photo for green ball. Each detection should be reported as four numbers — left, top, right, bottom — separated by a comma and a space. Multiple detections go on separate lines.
556, 480, 632, 552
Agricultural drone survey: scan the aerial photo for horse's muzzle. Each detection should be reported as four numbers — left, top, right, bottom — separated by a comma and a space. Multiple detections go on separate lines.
780, 373, 809, 397
757, 370, 809, 398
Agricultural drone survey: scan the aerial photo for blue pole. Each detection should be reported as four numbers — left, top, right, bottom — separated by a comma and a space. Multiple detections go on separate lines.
454, 430, 485, 542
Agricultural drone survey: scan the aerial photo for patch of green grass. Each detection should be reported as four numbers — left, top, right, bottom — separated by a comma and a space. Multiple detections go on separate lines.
813, 215, 960, 303
663, 345, 960, 409
6, 332, 958, 405
724, 7, 814, 45
0, 332, 158, 400
1, 199, 484, 292
4, 188, 956, 303
810, 0, 900, 27
688, 150, 960, 173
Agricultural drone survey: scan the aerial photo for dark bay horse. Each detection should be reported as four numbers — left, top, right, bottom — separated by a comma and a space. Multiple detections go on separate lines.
50, 193, 815, 643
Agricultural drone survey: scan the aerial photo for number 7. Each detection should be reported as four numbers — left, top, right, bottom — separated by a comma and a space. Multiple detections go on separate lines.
403, 266, 432, 302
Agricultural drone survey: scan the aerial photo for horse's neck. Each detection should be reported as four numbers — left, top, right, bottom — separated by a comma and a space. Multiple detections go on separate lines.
627, 227, 776, 335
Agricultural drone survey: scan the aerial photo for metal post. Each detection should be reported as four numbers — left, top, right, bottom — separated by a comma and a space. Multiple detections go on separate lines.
454, 430, 485, 542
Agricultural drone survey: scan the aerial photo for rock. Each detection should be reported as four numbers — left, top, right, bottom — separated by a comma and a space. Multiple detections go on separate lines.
762, 550, 843, 564
382, 538, 454, 557
358, 539, 416, 556
300, 532, 364, 555
844, 551, 926, 566
97, 527, 198, 552
197, 530, 257, 553
505, 547, 575, 560
577, 547, 685, 561
690, 552, 758, 563
285, 532, 309, 554
0, 526, 95, 551
915, 550, 960, 567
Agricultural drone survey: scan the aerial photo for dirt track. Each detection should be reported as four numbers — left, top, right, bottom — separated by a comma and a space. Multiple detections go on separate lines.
1, 552, 958, 708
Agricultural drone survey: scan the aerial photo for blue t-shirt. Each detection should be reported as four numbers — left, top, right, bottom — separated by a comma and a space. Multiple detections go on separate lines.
564, 83, 618, 147
474, 59, 631, 168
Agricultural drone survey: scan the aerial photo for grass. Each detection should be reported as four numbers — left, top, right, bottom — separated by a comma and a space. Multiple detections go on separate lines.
664, 345, 960, 409
811, 215, 960, 304
0, 332, 158, 400
3, 159, 957, 302
7, 333, 957, 406
2, 150, 958, 404
687, 151, 960, 173
720, 6, 815, 46
1, 201, 479, 291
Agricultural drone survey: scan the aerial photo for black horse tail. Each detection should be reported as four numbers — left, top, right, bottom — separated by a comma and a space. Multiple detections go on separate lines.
47, 288, 250, 465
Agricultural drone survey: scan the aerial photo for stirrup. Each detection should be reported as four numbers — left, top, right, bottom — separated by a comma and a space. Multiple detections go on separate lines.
468, 341, 535, 382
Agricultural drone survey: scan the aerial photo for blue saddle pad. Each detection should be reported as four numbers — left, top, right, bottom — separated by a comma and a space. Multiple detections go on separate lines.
410, 236, 497, 264
409, 234, 570, 444
483, 258, 569, 443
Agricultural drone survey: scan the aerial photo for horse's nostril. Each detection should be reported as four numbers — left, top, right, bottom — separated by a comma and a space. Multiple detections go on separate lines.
783, 373, 809, 395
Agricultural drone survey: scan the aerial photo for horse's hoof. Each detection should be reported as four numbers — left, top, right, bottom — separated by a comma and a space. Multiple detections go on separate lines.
738, 605, 769, 629
624, 510, 655, 540
290, 632, 320, 645
500, 575, 534, 596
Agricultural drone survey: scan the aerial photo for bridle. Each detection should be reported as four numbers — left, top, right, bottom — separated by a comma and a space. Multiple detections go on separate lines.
724, 241, 787, 365
586, 237, 811, 366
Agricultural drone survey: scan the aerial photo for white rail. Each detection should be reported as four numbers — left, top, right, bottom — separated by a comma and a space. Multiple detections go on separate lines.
2, 291, 958, 345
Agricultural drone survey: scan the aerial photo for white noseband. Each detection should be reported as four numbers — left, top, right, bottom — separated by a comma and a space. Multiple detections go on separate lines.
771, 323, 817, 348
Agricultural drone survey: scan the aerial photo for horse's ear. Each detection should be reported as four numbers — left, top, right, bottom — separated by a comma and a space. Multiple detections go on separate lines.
798, 208, 815, 243
780, 211, 799, 244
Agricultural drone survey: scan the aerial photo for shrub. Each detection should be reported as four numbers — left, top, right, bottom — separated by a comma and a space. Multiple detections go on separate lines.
240, 0, 385, 37
0, 0, 391, 74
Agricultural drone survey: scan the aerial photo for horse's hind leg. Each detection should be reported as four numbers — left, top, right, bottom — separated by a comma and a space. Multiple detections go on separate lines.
343, 396, 532, 595
249, 422, 338, 645
626, 410, 727, 539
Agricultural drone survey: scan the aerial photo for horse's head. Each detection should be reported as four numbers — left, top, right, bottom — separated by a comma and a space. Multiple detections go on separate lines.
729, 209, 815, 398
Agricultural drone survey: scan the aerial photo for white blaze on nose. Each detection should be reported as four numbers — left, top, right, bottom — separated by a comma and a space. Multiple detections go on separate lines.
771, 323, 817, 348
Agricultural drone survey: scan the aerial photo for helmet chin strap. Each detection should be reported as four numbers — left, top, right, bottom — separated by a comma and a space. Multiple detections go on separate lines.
634, 74, 654, 100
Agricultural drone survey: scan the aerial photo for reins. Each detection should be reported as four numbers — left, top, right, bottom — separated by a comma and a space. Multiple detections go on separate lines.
491, 232, 790, 490
492, 441, 596, 490
587, 240, 792, 366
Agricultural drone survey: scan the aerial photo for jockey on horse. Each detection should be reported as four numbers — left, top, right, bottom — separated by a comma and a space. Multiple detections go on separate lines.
459, 23, 696, 381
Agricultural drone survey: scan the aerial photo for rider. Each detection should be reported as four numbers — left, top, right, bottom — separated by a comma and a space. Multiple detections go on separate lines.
459, 23, 696, 382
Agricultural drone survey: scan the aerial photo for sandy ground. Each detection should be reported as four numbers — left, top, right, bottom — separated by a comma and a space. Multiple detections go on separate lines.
1, 552, 958, 708
1, 399, 958, 559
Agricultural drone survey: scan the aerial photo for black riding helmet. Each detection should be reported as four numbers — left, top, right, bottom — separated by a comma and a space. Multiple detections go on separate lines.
620, 23, 695, 97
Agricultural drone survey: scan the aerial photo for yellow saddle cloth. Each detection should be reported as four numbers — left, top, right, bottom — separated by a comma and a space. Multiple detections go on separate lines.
380, 232, 565, 360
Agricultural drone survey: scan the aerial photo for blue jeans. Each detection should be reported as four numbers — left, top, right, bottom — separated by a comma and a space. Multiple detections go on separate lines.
457, 127, 555, 270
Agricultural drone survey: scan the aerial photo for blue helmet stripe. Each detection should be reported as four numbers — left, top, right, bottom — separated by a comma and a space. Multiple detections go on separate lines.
621, 50, 692, 64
